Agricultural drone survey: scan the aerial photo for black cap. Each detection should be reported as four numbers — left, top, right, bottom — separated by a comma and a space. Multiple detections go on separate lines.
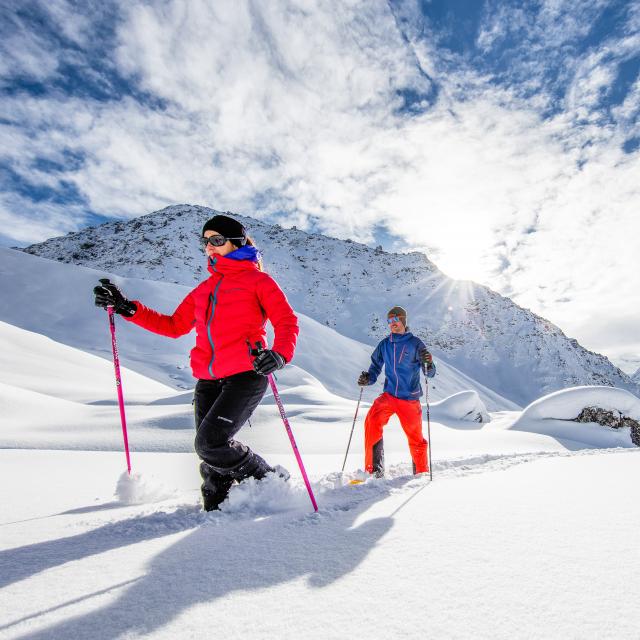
202, 215, 247, 247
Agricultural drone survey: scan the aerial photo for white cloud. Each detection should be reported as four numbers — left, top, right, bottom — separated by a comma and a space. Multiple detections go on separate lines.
40, 0, 96, 47
0, 191, 87, 243
1, 0, 639, 372
0, 27, 59, 85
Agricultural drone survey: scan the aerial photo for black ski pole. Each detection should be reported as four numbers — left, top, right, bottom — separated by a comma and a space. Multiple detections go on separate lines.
423, 366, 433, 481
341, 386, 364, 473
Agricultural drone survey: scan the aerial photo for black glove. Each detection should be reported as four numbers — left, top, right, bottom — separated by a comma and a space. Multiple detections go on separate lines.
93, 279, 137, 317
419, 348, 433, 367
357, 371, 370, 386
253, 349, 286, 376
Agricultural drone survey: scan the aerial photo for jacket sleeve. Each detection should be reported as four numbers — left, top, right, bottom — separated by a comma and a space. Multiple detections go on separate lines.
367, 341, 384, 385
416, 337, 436, 378
256, 275, 299, 363
125, 291, 196, 339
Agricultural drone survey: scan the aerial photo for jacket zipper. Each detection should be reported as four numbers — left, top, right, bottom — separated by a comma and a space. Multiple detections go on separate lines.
393, 340, 399, 396
206, 257, 224, 377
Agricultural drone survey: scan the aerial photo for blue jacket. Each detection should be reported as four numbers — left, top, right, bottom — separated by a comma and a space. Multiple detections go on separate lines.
367, 332, 436, 400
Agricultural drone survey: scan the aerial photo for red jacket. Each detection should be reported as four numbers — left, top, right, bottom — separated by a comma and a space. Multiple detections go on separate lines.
125, 254, 299, 380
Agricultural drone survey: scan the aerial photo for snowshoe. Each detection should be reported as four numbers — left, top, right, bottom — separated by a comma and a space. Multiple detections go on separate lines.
347, 469, 375, 485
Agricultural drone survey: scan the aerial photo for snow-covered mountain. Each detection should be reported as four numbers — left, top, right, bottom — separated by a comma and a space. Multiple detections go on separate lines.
633, 367, 640, 384
0, 247, 516, 411
22, 204, 639, 406
5, 218, 640, 640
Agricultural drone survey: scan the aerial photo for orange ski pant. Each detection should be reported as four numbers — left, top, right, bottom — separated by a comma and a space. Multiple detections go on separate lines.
364, 392, 428, 474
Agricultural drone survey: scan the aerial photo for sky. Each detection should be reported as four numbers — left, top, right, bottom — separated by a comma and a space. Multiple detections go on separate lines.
0, 0, 638, 374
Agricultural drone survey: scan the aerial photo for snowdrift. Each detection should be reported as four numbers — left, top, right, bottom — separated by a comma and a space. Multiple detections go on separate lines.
513, 386, 640, 423
510, 386, 640, 448
430, 390, 490, 423
0, 319, 175, 403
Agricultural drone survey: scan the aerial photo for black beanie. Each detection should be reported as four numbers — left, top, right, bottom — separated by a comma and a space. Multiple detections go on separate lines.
202, 215, 247, 247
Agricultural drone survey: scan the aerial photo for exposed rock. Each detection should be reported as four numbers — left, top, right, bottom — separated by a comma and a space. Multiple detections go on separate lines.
575, 406, 640, 446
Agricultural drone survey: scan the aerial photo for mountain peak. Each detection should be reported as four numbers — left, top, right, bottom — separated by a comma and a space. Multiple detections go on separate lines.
22, 203, 639, 406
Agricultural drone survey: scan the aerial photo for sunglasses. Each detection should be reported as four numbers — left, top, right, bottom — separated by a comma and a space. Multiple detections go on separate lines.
387, 315, 404, 324
200, 235, 246, 247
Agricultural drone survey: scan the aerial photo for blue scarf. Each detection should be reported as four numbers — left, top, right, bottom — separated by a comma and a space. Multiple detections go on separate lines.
226, 245, 262, 263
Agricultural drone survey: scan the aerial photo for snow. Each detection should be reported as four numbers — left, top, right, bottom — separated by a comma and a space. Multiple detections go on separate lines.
21, 203, 640, 406
0, 246, 518, 410
115, 471, 179, 505
430, 389, 490, 423
2, 449, 640, 639
0, 319, 174, 403
2, 243, 640, 638
507, 386, 640, 448
514, 385, 640, 422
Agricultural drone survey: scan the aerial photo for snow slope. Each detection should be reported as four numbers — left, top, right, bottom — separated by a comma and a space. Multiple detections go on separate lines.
0, 320, 173, 404
2, 275, 639, 640
0, 319, 525, 455
2, 306, 637, 457
21, 204, 640, 406
2, 448, 640, 639
4, 221, 640, 639
0, 246, 517, 410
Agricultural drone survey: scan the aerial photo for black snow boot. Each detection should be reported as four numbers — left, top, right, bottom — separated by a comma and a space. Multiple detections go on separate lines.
372, 439, 385, 478
227, 451, 274, 482
200, 461, 234, 512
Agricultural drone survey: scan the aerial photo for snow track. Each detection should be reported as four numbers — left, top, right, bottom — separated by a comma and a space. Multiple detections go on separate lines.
3, 447, 640, 639
23, 447, 635, 536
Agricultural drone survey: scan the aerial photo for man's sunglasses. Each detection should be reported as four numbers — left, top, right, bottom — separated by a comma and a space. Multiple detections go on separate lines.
387, 315, 404, 324
200, 235, 246, 247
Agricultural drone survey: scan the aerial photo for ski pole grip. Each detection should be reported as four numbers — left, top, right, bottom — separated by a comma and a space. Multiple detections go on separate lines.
99, 278, 115, 308
249, 340, 265, 357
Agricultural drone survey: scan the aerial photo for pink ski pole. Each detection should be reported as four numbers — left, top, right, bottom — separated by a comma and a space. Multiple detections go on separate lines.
253, 342, 317, 511
258, 368, 318, 511
267, 373, 318, 512
107, 306, 132, 474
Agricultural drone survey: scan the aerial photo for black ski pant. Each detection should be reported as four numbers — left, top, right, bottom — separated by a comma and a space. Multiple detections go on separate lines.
193, 370, 268, 474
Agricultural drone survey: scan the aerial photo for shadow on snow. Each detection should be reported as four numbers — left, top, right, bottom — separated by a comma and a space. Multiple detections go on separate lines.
4, 481, 404, 638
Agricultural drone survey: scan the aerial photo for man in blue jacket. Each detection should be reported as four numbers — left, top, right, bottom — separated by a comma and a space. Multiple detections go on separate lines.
358, 306, 436, 477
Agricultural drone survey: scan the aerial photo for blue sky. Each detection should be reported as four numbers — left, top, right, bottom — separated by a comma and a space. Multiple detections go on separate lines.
1, 0, 639, 372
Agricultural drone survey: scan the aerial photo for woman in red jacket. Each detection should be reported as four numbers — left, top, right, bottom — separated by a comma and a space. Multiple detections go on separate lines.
94, 214, 299, 511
